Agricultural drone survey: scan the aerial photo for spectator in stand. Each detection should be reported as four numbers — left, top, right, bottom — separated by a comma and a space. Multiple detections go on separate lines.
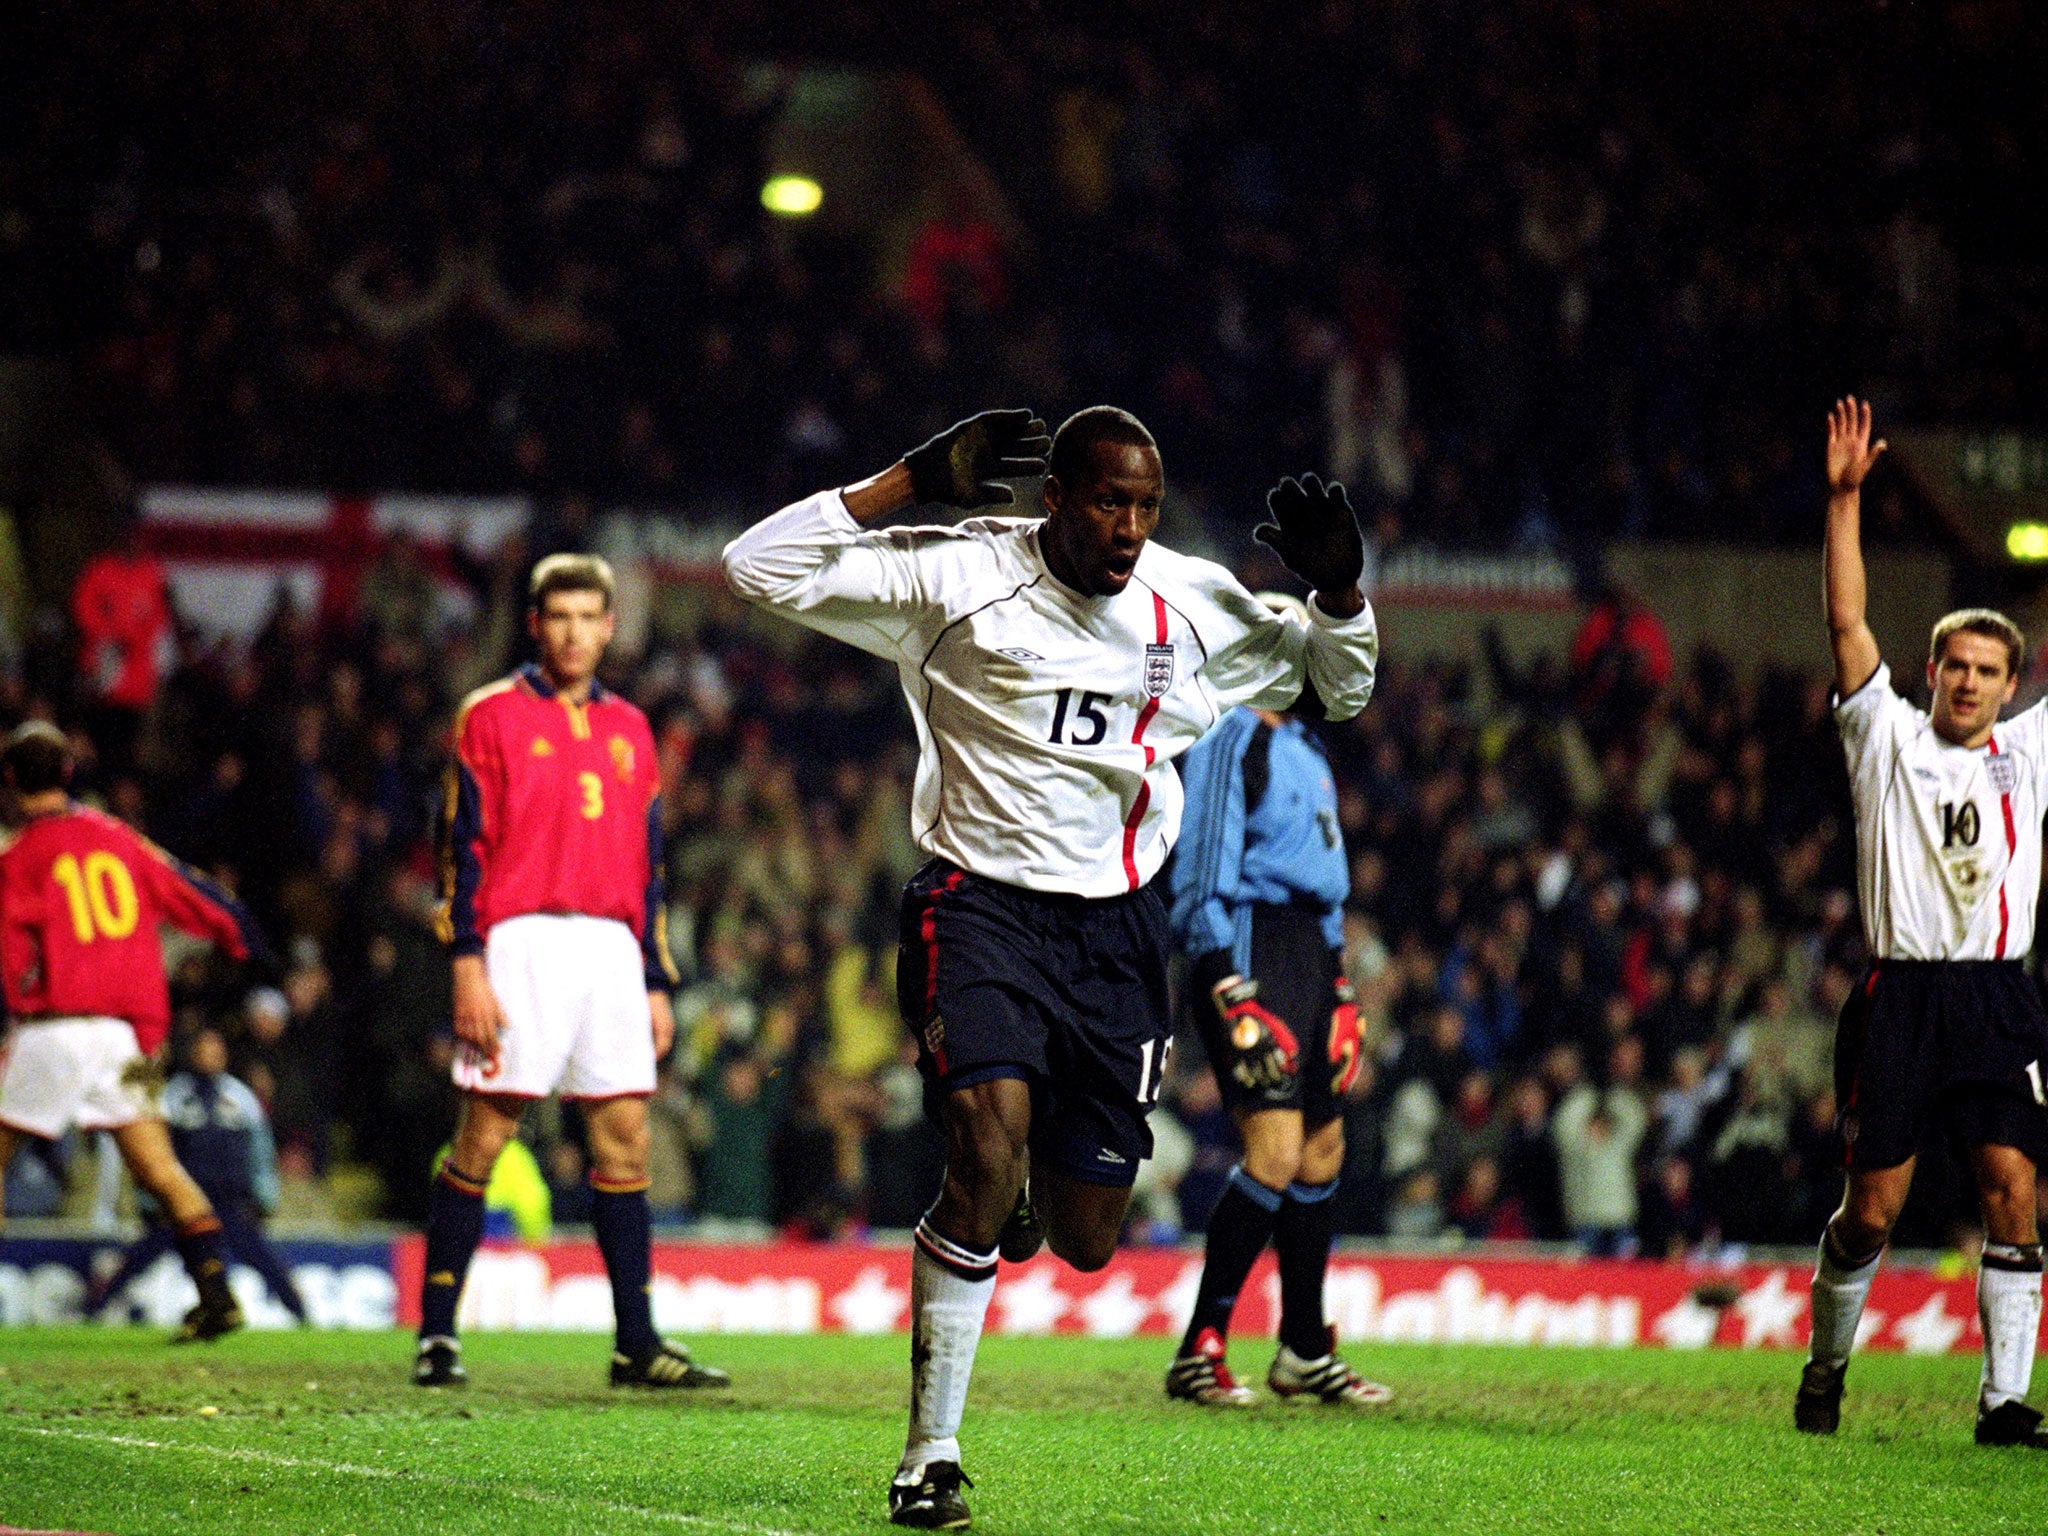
70, 519, 173, 772
1552, 1071, 1648, 1256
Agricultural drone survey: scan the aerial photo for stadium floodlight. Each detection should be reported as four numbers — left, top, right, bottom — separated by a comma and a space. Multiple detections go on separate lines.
2006, 522, 2048, 561
761, 175, 824, 217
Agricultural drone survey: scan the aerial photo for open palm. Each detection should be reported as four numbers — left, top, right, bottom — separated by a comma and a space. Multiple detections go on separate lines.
1827, 396, 1887, 495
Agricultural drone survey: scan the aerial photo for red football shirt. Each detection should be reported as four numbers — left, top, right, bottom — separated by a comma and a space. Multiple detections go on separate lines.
0, 805, 252, 1052
435, 665, 678, 989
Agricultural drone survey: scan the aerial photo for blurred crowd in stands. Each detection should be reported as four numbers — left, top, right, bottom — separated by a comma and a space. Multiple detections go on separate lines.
5, 0, 2040, 1257
5, 0, 2043, 543
0, 527, 1999, 1260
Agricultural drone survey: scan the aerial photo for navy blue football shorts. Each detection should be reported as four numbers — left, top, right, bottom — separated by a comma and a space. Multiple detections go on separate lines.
1835, 958, 2048, 1171
897, 857, 1173, 1187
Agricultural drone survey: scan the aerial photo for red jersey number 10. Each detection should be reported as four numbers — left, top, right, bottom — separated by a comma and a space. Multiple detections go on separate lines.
52, 851, 140, 942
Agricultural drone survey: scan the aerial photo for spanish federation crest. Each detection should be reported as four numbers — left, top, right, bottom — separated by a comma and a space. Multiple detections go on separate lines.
609, 734, 636, 780
1143, 643, 1176, 698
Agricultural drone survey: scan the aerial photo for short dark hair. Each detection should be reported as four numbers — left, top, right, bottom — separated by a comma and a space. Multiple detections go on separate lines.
1047, 406, 1158, 489
1931, 608, 2025, 678
2, 721, 73, 795
529, 553, 615, 613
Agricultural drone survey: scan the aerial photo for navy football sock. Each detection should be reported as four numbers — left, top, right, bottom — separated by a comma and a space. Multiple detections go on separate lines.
1180, 1166, 1282, 1355
420, 1163, 488, 1340
591, 1178, 658, 1358
1274, 1177, 1339, 1359
172, 1214, 234, 1309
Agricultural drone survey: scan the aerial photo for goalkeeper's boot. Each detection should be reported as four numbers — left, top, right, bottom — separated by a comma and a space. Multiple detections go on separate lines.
996, 1185, 1045, 1264
1165, 1327, 1256, 1406
1976, 1400, 2048, 1448
889, 1460, 973, 1529
610, 1338, 731, 1389
1268, 1326, 1393, 1405
413, 1336, 467, 1387
1794, 1359, 1844, 1435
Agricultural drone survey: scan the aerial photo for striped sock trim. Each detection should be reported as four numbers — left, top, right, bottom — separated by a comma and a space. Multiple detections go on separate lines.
1227, 1165, 1285, 1213
175, 1215, 223, 1238
1285, 1177, 1339, 1205
439, 1164, 490, 1198
914, 1219, 998, 1281
589, 1173, 652, 1195
1984, 1243, 2046, 1273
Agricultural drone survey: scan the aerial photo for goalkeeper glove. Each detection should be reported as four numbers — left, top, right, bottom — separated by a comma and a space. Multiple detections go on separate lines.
1209, 973, 1300, 1094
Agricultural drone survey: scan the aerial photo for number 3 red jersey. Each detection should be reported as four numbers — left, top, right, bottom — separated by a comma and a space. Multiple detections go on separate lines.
434, 664, 679, 990
0, 805, 256, 1052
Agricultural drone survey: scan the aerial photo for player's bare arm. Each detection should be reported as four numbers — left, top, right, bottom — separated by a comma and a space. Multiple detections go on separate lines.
839, 409, 1052, 525
1823, 395, 1886, 698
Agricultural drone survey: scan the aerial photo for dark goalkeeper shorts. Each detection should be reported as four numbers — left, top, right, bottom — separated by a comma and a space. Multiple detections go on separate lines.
897, 857, 1172, 1188
1835, 959, 2048, 1171
1190, 902, 1350, 1125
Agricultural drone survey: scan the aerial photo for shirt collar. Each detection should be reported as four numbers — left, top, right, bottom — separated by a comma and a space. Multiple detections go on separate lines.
518, 662, 607, 703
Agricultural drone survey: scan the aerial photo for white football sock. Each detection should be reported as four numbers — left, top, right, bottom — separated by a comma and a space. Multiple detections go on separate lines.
899, 1219, 998, 1478
1809, 1221, 1882, 1368
1978, 1245, 2044, 1411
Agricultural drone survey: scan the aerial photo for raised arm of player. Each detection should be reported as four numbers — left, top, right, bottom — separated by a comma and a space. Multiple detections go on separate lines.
1823, 396, 1887, 698
134, 836, 270, 968
720, 410, 1048, 658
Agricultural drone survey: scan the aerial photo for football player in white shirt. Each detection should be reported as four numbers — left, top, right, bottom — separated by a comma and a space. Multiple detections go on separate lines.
723, 405, 1377, 1527
1799, 396, 2048, 1448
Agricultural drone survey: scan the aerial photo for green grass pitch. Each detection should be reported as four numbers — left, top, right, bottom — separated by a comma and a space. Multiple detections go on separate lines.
1, 1329, 2043, 1534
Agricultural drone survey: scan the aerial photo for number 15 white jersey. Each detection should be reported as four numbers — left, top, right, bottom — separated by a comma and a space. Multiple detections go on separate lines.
723, 490, 1378, 898
1837, 662, 2048, 960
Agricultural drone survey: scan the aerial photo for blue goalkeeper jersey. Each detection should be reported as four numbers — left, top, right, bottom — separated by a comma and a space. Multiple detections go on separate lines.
1169, 707, 1348, 974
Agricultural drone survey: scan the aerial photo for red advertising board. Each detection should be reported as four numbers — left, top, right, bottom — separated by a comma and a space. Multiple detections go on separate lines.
390, 1237, 2013, 1354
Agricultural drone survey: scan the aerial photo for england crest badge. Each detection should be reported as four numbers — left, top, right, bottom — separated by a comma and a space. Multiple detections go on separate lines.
1988, 754, 2019, 796
1143, 643, 1175, 698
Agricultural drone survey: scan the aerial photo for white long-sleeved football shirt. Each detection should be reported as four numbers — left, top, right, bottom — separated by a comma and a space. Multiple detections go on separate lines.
723, 489, 1378, 897
1837, 662, 2048, 960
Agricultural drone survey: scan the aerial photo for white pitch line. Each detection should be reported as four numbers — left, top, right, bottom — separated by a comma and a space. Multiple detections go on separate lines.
7, 1423, 813, 1536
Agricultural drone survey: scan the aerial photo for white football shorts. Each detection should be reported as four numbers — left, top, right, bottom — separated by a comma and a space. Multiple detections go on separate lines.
453, 913, 656, 1100
0, 1016, 156, 1139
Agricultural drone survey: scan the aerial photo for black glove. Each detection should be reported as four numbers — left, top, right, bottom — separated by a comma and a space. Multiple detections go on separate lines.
1253, 473, 1364, 598
904, 409, 1051, 509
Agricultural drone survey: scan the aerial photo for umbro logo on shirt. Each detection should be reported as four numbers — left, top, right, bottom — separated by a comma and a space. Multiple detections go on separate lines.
998, 647, 1044, 662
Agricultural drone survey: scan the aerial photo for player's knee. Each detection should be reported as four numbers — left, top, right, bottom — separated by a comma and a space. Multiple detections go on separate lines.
1837, 1193, 1899, 1252
1298, 1120, 1345, 1184
1047, 1222, 1117, 1273
1240, 1142, 1301, 1191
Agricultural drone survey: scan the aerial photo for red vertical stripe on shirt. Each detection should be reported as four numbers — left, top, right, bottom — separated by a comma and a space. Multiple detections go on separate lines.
1991, 735, 2016, 959
1120, 594, 1171, 890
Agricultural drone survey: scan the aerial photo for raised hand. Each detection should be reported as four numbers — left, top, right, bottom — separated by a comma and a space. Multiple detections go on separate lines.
904, 408, 1052, 509
1827, 396, 1887, 497
1254, 473, 1364, 601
